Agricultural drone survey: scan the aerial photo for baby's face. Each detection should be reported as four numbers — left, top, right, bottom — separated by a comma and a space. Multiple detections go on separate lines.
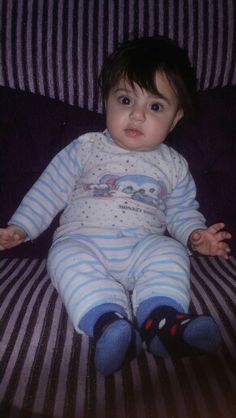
105, 72, 183, 151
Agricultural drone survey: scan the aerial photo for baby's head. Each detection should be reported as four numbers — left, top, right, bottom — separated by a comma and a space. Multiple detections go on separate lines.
99, 36, 198, 119
99, 36, 198, 151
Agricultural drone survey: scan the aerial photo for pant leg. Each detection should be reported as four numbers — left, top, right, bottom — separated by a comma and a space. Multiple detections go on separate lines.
47, 235, 130, 333
131, 235, 191, 315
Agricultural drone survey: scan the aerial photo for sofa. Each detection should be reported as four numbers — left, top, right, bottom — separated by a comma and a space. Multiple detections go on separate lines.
1, 1, 236, 418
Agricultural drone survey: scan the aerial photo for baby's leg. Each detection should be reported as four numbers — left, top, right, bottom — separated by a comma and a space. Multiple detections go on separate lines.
47, 235, 142, 375
132, 235, 222, 358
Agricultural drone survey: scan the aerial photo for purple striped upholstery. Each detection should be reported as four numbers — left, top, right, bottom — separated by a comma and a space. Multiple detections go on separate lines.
0, 0, 236, 112
1, 2, 236, 417
1, 256, 236, 418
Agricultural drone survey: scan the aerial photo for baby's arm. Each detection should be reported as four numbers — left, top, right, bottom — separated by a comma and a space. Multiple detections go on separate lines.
188, 222, 231, 259
0, 225, 27, 250
6, 139, 81, 241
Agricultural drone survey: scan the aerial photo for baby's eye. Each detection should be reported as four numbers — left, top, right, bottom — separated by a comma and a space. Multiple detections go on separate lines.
119, 95, 131, 105
150, 103, 162, 112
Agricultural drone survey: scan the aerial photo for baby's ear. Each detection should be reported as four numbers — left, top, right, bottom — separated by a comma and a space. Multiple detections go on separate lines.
170, 108, 184, 131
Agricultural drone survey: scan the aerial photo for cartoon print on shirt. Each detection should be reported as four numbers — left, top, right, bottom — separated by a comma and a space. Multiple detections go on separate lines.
84, 174, 167, 209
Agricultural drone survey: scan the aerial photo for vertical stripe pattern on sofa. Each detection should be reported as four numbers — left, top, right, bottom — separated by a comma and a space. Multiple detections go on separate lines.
0, 0, 236, 112
1, 256, 236, 418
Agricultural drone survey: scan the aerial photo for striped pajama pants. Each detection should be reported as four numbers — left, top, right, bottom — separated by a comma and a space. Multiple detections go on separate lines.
47, 228, 191, 334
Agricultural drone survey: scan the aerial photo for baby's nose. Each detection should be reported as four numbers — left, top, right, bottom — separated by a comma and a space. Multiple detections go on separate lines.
130, 106, 146, 121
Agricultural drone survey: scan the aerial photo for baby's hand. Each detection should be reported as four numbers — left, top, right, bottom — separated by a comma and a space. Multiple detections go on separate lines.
0, 225, 27, 250
189, 223, 231, 259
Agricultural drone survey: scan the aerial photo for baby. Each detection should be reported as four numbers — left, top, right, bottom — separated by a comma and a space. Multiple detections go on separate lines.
0, 36, 231, 375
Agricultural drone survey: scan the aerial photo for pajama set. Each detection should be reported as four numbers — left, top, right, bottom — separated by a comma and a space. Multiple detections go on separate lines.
9, 130, 206, 333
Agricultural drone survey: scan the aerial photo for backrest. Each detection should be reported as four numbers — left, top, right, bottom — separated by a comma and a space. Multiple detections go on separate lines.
0, 0, 235, 112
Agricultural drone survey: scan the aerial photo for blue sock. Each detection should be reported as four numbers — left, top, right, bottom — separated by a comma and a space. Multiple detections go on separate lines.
137, 298, 222, 358
79, 303, 126, 336
79, 304, 142, 375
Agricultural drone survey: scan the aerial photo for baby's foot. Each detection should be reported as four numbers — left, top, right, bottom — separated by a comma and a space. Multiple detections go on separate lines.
93, 312, 142, 375
140, 305, 222, 358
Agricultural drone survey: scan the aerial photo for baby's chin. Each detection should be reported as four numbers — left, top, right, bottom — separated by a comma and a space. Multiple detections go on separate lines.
113, 138, 159, 152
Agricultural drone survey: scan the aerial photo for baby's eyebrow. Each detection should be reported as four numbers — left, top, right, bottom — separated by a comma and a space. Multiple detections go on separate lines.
148, 91, 171, 105
113, 87, 131, 94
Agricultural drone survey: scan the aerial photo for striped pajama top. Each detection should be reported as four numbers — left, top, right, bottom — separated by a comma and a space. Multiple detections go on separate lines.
9, 131, 206, 247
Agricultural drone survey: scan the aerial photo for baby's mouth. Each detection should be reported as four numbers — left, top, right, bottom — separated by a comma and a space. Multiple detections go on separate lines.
124, 128, 143, 137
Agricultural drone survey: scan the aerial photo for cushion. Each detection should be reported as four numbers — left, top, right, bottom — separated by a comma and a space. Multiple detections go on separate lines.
0, 86, 105, 257
1, 85, 236, 256
1, 0, 235, 111
169, 86, 236, 253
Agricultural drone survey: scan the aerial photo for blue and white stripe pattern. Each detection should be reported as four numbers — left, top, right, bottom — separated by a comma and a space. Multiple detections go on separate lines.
8, 132, 206, 333
9, 138, 83, 239
166, 168, 205, 243
47, 230, 191, 332
9, 132, 206, 244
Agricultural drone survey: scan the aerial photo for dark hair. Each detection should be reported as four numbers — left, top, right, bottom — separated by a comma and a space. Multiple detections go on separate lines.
98, 36, 198, 118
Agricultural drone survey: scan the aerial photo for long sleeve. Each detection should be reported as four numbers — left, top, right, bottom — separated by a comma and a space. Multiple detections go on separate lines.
9, 139, 82, 240
165, 156, 206, 247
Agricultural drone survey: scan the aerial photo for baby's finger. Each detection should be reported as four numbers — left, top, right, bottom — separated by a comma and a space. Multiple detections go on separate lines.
208, 223, 225, 234
217, 242, 231, 258
216, 231, 232, 241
